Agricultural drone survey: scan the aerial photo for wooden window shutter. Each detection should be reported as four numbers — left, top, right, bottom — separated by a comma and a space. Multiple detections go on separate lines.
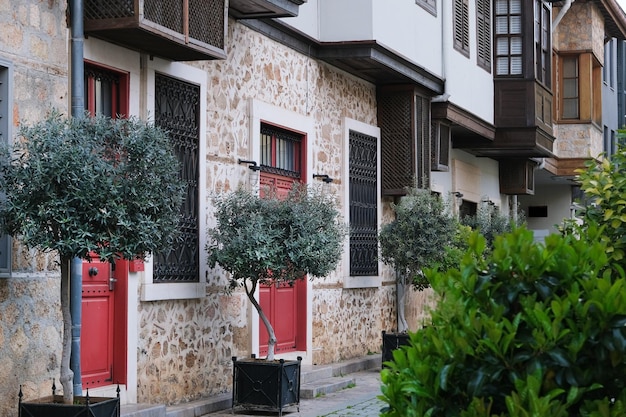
476, 0, 491, 71
431, 121, 450, 172
378, 86, 431, 196
454, 0, 470, 56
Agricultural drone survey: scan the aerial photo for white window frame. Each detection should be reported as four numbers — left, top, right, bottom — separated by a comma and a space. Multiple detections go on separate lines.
342, 117, 382, 289
140, 58, 207, 301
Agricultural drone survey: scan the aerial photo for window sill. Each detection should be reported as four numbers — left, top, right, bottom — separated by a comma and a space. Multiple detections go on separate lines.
140, 282, 205, 301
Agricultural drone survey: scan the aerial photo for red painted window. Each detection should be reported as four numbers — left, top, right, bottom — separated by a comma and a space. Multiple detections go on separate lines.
84, 62, 129, 118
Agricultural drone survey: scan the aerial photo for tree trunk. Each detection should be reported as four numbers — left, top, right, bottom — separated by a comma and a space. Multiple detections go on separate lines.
396, 273, 408, 333
60, 257, 74, 404
244, 282, 277, 361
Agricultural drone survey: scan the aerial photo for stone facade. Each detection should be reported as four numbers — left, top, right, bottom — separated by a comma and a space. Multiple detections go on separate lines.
0, 3, 428, 414
555, 2, 605, 63
133, 20, 415, 405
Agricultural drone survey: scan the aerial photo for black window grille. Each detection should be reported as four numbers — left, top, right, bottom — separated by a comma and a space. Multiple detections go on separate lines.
153, 73, 200, 283
349, 130, 378, 277
260, 124, 302, 178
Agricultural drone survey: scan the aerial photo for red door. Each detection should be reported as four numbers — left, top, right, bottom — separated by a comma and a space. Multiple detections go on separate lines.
258, 174, 306, 356
80, 257, 128, 388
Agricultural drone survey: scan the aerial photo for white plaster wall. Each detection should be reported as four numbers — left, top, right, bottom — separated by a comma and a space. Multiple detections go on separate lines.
283, 0, 444, 77
518, 184, 573, 236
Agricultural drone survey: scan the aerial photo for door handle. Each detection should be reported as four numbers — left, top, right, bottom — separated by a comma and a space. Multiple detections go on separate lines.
109, 276, 117, 291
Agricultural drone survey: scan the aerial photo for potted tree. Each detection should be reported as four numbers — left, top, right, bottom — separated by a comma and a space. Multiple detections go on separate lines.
378, 188, 462, 365
206, 183, 345, 414
0, 110, 184, 414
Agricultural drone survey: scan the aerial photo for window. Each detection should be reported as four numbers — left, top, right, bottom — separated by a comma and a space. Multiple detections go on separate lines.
561, 56, 579, 119
534, 0, 551, 86
84, 63, 129, 117
476, 0, 491, 71
349, 130, 378, 277
453, 0, 470, 57
260, 124, 302, 178
0, 62, 11, 277
416, 0, 436, 16
495, 0, 522, 76
153, 74, 200, 283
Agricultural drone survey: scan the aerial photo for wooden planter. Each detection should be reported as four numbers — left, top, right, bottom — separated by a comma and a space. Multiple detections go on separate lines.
232, 355, 302, 416
382, 330, 411, 368
18, 394, 120, 417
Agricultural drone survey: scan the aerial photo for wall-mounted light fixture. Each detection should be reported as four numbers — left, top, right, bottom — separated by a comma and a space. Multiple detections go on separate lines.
453, 191, 463, 198
238, 159, 260, 171
313, 174, 333, 184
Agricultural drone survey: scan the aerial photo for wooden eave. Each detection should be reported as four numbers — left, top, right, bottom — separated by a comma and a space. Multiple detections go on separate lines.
241, 19, 444, 93
432, 101, 496, 151
596, 0, 626, 40
229, 0, 306, 19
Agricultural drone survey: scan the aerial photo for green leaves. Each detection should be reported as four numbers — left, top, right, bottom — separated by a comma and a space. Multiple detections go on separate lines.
380, 227, 626, 416
206, 184, 345, 289
0, 110, 184, 263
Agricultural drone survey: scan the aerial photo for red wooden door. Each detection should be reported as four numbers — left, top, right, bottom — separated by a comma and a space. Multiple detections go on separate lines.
258, 174, 306, 356
80, 257, 115, 388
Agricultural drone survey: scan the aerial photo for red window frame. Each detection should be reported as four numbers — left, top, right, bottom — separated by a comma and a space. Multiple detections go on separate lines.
84, 61, 129, 118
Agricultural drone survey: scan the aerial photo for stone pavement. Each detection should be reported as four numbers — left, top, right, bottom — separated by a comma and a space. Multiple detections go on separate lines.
203, 368, 385, 417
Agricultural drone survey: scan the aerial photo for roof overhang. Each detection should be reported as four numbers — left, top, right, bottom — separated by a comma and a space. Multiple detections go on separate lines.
229, 0, 306, 19
241, 19, 444, 93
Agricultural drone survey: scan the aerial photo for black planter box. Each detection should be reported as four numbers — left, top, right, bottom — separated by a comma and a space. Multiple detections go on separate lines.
19, 394, 120, 417
232, 355, 302, 416
382, 330, 411, 368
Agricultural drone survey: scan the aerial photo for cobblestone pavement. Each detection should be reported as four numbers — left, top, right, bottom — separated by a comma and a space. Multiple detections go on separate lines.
204, 368, 385, 417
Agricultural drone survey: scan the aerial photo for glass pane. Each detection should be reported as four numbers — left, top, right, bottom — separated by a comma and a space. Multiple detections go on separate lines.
510, 0, 521, 14
497, 57, 509, 75
261, 133, 271, 165
497, 38, 509, 55
563, 99, 579, 118
511, 37, 522, 54
511, 57, 522, 74
563, 58, 577, 77
563, 79, 578, 97
495, 0, 508, 14
496, 16, 508, 34
510, 16, 521, 34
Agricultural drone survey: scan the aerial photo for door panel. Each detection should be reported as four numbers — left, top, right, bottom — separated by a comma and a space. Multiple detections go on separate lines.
258, 173, 305, 356
81, 257, 115, 387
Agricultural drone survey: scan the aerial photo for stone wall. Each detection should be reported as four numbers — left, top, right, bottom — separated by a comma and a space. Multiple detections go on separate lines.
555, 2, 605, 62
0, 1, 69, 416
133, 19, 426, 405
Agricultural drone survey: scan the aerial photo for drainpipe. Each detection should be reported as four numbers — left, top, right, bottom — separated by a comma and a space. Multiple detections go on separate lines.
69, 0, 85, 397
552, 0, 574, 32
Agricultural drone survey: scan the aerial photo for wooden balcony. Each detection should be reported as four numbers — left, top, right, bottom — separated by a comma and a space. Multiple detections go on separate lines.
84, 0, 227, 61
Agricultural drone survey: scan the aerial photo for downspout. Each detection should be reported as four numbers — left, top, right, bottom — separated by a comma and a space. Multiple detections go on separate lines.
69, 0, 85, 397
552, 0, 574, 32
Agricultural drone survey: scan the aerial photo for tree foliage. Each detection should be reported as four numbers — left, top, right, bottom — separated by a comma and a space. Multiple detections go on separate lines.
378, 188, 460, 291
0, 110, 184, 263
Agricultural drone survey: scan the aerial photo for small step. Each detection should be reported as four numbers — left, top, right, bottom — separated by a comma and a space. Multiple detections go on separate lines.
300, 376, 356, 399
121, 403, 166, 417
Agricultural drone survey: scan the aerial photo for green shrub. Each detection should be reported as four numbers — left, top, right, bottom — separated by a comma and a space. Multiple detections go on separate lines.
380, 227, 626, 416
378, 188, 460, 291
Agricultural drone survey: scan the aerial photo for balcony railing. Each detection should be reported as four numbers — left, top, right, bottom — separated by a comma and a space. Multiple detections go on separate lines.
84, 0, 227, 61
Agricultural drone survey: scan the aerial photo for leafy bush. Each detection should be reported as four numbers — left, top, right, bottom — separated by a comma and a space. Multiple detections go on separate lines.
378, 188, 460, 291
380, 227, 626, 416
460, 198, 524, 251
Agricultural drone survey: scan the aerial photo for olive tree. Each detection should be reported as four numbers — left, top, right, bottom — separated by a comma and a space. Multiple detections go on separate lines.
206, 184, 345, 360
0, 110, 184, 403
